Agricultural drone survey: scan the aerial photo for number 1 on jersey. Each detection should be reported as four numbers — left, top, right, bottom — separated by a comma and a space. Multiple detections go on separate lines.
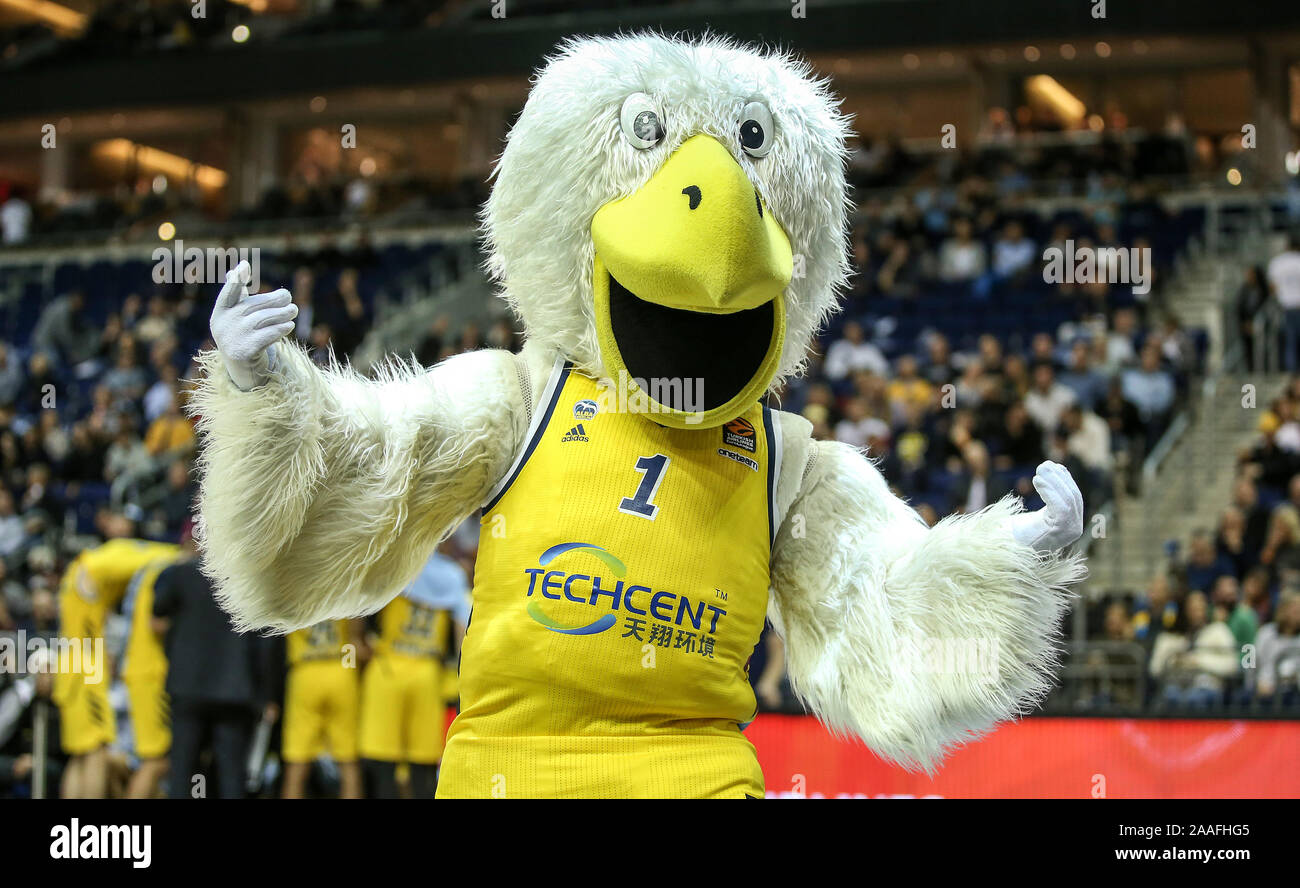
619, 454, 670, 520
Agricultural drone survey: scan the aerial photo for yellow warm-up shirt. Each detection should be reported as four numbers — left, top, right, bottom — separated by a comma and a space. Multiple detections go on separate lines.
54, 539, 179, 694
120, 556, 180, 682
373, 596, 453, 661
287, 620, 352, 666
439, 359, 780, 798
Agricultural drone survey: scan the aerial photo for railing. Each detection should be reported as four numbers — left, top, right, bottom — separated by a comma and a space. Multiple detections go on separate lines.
0, 207, 478, 262
1049, 641, 1300, 716
1055, 641, 1148, 709
1197, 191, 1300, 259
1086, 190, 1295, 604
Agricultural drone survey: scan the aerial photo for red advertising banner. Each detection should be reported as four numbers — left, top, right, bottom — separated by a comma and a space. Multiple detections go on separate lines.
747, 714, 1300, 798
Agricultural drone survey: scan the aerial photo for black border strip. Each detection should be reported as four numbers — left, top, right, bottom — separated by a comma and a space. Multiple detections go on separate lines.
761, 404, 777, 547
483, 361, 573, 513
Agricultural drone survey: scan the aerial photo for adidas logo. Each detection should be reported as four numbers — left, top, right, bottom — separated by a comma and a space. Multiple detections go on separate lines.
561, 423, 590, 443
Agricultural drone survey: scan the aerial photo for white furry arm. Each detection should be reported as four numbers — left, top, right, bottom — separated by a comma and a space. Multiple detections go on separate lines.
189, 342, 525, 633
769, 439, 1086, 771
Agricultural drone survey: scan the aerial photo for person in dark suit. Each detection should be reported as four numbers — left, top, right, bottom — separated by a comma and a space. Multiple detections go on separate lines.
152, 526, 276, 799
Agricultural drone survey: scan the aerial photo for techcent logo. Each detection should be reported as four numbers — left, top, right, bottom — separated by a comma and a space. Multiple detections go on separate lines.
522, 542, 728, 640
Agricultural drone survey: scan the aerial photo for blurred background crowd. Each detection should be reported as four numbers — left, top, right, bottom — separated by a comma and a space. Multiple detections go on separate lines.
2, 0, 1300, 797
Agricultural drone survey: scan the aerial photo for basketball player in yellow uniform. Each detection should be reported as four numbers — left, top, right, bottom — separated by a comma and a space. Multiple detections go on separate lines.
119, 554, 180, 798
281, 618, 364, 798
359, 547, 470, 798
54, 531, 178, 798
438, 361, 777, 798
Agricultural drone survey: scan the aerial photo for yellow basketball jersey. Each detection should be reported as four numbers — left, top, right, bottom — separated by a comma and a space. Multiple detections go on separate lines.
440, 358, 781, 798
287, 620, 351, 666
55, 539, 178, 703
121, 557, 179, 682
373, 595, 452, 660
58, 539, 179, 643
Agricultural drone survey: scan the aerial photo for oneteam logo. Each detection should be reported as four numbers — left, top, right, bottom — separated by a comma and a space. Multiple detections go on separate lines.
525, 543, 624, 635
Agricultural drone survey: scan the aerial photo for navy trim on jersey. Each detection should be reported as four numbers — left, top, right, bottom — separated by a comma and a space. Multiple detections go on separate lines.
457, 603, 473, 677
761, 404, 781, 547
483, 359, 573, 512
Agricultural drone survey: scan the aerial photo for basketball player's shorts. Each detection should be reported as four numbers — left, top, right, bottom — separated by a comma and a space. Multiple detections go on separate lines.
283, 660, 360, 763
359, 656, 446, 765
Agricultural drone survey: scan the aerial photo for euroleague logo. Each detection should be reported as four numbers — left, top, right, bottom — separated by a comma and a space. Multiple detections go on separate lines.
722, 417, 756, 453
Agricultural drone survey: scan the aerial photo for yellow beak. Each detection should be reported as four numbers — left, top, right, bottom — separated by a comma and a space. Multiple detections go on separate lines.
591, 135, 792, 429
592, 134, 793, 312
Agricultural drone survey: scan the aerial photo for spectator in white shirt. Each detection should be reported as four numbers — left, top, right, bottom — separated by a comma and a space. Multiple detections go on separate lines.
0, 190, 32, 246
1253, 595, 1300, 702
938, 217, 987, 283
1061, 404, 1113, 473
1105, 307, 1139, 370
1273, 397, 1300, 454
1151, 592, 1240, 708
823, 320, 889, 380
0, 489, 25, 558
833, 397, 889, 449
1267, 233, 1300, 371
1024, 361, 1076, 433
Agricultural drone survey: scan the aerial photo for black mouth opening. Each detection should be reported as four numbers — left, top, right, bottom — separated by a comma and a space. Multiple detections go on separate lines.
608, 274, 774, 413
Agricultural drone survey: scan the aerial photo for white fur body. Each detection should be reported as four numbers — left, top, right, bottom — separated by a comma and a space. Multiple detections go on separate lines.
769, 425, 1085, 769
190, 341, 528, 633
191, 33, 1086, 772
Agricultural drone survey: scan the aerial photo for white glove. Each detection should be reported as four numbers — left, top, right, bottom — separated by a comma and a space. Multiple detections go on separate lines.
211, 260, 298, 391
1008, 461, 1085, 553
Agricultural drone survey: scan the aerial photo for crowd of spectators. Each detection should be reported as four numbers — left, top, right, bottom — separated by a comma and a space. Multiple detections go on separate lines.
0, 108, 1225, 251
0, 254, 396, 635
0, 239, 528, 795
1086, 377, 1300, 711
0, 168, 488, 249
0, 0, 589, 77
2, 146, 1292, 797
774, 196, 1193, 524
0, 187, 1210, 717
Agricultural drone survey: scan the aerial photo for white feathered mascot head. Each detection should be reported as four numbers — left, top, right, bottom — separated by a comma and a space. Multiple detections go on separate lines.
483, 33, 852, 428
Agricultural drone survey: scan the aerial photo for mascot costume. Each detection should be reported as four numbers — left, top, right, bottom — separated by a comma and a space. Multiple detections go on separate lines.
193, 34, 1086, 798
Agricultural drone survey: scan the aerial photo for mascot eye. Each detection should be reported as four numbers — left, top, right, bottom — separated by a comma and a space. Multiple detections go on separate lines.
739, 101, 774, 157
620, 93, 665, 150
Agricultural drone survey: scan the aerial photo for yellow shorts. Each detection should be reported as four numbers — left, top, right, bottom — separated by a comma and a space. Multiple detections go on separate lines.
54, 671, 115, 756
359, 656, 447, 764
125, 676, 171, 760
283, 660, 360, 763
